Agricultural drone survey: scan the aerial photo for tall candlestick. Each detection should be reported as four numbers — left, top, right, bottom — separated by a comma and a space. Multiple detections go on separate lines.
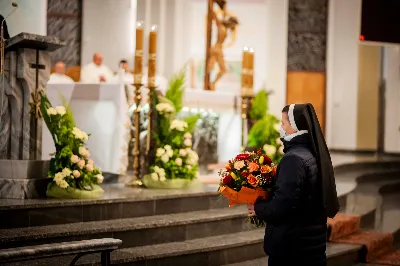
148, 25, 157, 88
134, 21, 144, 85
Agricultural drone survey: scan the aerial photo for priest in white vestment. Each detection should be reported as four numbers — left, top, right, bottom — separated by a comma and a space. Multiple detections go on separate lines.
80, 53, 113, 83
48, 61, 74, 84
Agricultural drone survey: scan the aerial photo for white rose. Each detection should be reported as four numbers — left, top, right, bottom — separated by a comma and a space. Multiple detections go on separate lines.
169, 119, 188, 131
88, 159, 94, 165
273, 123, 281, 132
54, 172, 64, 182
77, 159, 85, 169
166, 149, 173, 157
184, 138, 192, 147
234, 160, 245, 170
71, 155, 79, 164
73, 170, 81, 178
184, 132, 192, 139
175, 158, 183, 166
263, 144, 277, 156
164, 145, 172, 150
161, 154, 169, 163
55, 106, 66, 116
96, 174, 104, 184
62, 168, 72, 176
59, 180, 69, 189
46, 107, 57, 116
278, 146, 284, 155
159, 176, 166, 182
151, 172, 158, 181
276, 138, 283, 145
79, 147, 89, 157
86, 164, 94, 172
187, 165, 192, 170
179, 149, 187, 156
81, 132, 89, 141
156, 148, 166, 157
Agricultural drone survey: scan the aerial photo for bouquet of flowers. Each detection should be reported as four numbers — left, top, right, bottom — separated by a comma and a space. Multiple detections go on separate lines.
218, 150, 277, 227
143, 69, 200, 189
40, 92, 104, 199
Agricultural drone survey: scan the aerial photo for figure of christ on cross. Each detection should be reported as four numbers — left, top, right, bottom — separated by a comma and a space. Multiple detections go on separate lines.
204, 0, 239, 91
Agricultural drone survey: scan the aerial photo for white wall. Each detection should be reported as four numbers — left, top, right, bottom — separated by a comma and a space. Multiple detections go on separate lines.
263, 0, 288, 117
383, 46, 400, 153
81, 0, 136, 71
326, 0, 361, 149
0, 0, 47, 37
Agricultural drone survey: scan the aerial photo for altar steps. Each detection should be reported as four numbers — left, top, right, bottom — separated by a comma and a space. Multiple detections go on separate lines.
0, 207, 253, 249
3, 230, 363, 266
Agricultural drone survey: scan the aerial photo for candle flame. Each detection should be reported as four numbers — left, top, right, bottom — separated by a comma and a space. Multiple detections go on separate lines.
249, 48, 255, 53
150, 25, 158, 31
136, 21, 144, 28
243, 46, 249, 51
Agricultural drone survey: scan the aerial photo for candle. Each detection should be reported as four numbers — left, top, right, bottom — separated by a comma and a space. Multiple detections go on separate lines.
148, 25, 158, 88
134, 21, 144, 84
248, 48, 254, 89
241, 46, 250, 89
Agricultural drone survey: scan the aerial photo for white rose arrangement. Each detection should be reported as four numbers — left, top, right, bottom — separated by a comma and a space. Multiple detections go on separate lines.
40, 92, 104, 195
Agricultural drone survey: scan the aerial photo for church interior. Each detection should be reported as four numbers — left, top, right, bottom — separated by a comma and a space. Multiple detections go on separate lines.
1, 0, 400, 265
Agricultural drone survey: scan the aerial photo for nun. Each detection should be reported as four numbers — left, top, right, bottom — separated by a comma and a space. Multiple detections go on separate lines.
247, 103, 339, 266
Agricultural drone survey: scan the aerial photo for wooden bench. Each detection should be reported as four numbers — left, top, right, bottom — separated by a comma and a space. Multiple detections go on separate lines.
0, 238, 122, 266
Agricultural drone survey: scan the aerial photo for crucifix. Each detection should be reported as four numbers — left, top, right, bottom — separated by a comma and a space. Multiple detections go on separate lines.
29, 49, 45, 159
204, 0, 239, 91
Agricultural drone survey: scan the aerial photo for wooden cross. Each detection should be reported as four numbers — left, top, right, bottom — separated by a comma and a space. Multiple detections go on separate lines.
29, 50, 46, 118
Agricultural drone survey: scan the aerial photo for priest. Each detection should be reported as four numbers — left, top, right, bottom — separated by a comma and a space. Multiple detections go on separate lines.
80, 53, 113, 83
48, 61, 74, 84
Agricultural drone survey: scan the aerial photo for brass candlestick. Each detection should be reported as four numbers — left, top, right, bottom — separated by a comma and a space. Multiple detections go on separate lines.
147, 85, 157, 153
240, 95, 253, 151
127, 82, 143, 187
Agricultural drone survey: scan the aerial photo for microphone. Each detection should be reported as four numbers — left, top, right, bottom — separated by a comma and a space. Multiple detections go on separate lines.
1, 2, 18, 75
12, 2, 18, 7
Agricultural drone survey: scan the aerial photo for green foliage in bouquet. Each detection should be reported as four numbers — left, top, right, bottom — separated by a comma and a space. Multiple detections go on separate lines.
146, 68, 200, 187
247, 90, 284, 162
40, 92, 104, 199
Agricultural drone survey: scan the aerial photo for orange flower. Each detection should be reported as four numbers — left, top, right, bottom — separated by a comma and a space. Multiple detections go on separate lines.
247, 174, 259, 187
272, 166, 277, 176
248, 162, 259, 172
260, 165, 272, 174
225, 163, 232, 171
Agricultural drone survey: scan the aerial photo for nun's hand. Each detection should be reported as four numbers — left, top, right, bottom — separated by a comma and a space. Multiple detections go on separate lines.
247, 204, 256, 217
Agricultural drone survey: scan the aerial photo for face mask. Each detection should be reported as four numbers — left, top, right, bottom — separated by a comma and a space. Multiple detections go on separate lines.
279, 126, 287, 139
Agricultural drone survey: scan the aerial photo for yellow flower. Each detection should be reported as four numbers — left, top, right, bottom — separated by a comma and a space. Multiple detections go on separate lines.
230, 172, 238, 180
259, 156, 264, 164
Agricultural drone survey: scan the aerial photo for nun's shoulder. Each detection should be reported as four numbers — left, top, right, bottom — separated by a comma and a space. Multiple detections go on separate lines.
283, 146, 315, 164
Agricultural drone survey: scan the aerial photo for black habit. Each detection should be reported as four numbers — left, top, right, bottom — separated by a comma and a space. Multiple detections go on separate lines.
254, 103, 339, 266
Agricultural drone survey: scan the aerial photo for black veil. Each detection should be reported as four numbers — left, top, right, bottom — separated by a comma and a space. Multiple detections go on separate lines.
290, 103, 339, 218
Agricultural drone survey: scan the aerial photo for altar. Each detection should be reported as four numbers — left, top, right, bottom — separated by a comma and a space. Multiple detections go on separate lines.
42, 83, 131, 175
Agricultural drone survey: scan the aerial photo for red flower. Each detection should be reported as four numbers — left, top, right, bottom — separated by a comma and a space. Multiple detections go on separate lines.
235, 153, 250, 160
263, 156, 273, 166
247, 174, 259, 187
241, 170, 249, 177
222, 174, 233, 185
272, 166, 277, 176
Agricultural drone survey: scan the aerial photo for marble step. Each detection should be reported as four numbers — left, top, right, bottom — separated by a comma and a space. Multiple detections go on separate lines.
0, 206, 254, 249
224, 242, 362, 266
0, 185, 228, 229
5, 230, 363, 266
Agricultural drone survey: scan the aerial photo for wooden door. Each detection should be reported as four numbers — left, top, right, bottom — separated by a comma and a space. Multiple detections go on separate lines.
286, 72, 326, 133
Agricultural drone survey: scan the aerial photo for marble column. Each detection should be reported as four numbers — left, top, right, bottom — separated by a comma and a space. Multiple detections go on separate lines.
0, 0, 47, 37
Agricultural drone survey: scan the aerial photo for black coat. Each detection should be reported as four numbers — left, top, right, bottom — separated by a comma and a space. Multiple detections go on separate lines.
254, 134, 327, 265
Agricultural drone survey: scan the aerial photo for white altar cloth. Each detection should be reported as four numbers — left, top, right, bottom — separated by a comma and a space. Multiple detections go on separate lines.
43, 83, 131, 174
